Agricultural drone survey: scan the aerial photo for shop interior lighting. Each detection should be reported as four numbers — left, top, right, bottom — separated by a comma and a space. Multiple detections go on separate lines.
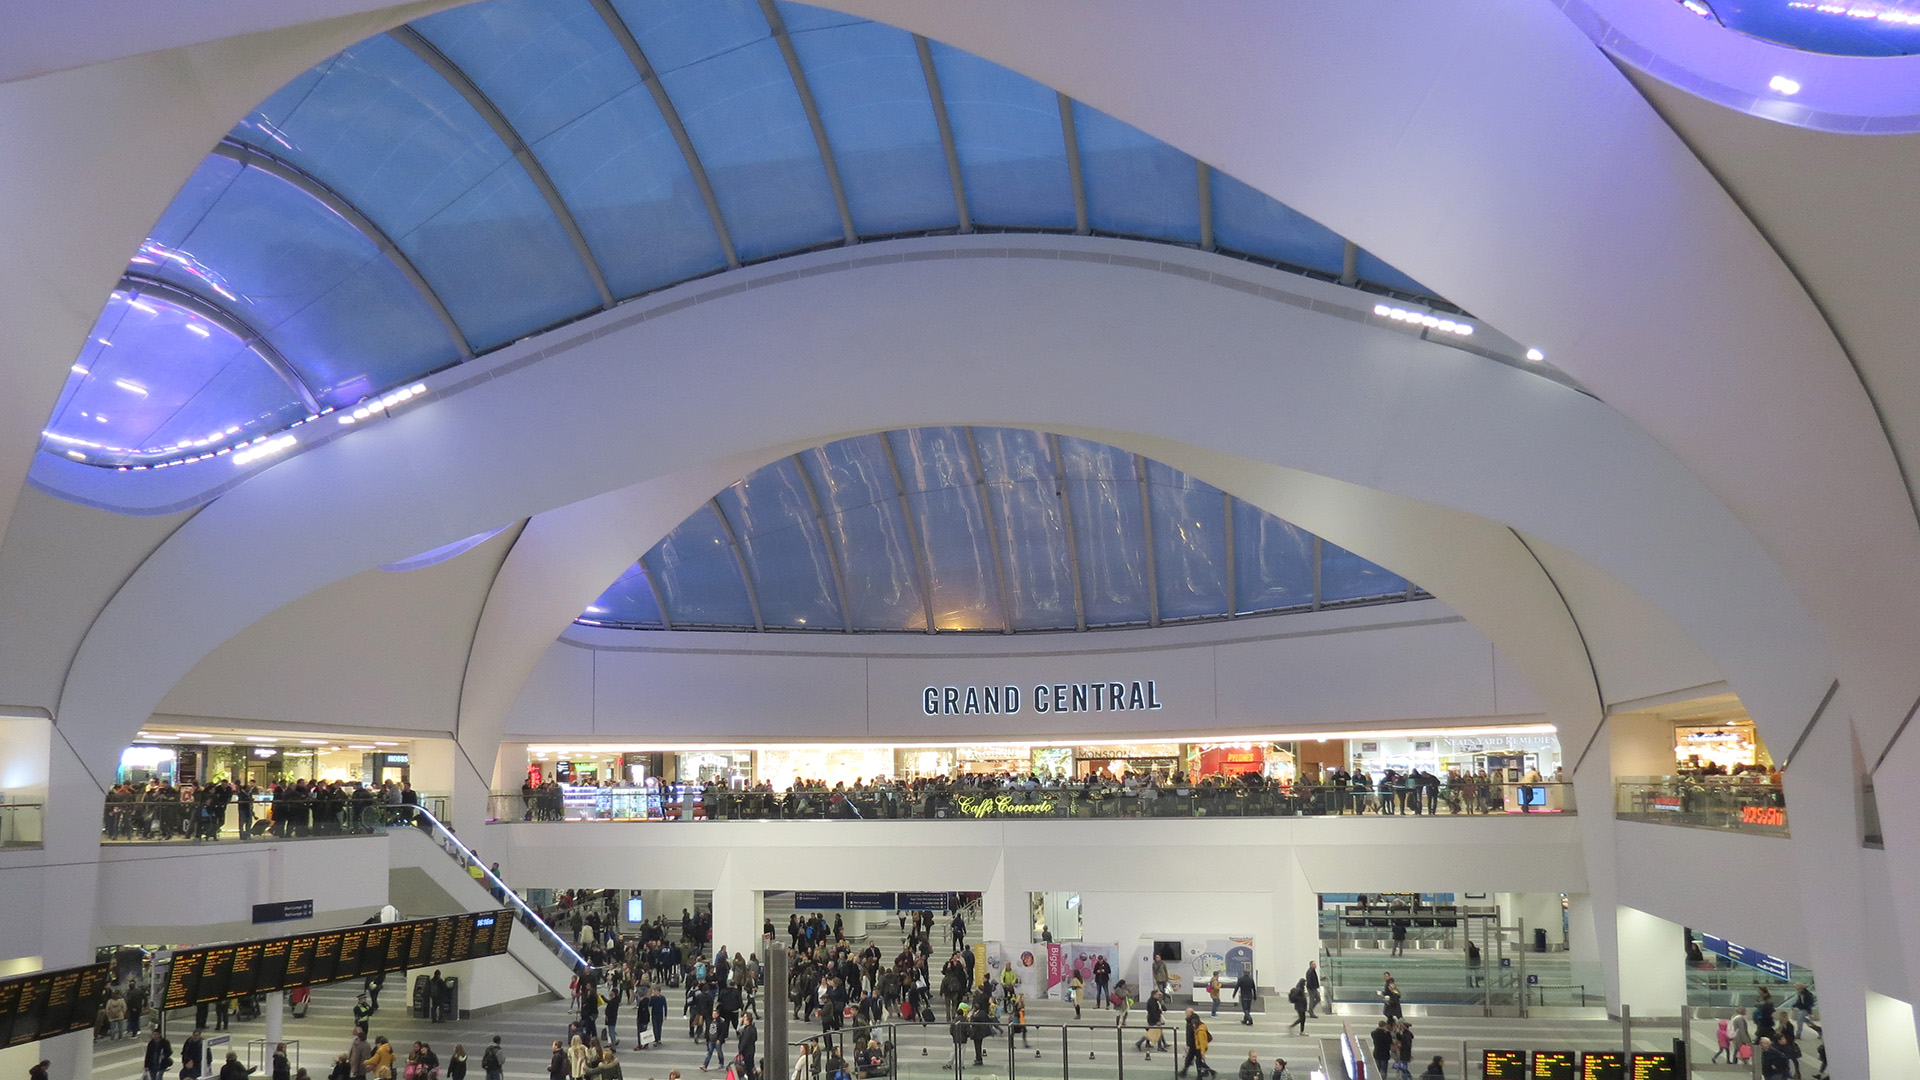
231, 434, 296, 467
1769, 75, 1802, 95
347, 745, 376, 750
524, 723, 1557, 756
299, 739, 327, 745
1372, 303, 1473, 336
337, 383, 429, 426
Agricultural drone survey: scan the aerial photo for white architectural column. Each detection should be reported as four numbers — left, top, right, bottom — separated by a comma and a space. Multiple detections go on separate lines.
1868, 992, 1920, 1077
982, 855, 1028, 945
710, 855, 759, 958
1614, 906, 1686, 1017
1269, 851, 1320, 991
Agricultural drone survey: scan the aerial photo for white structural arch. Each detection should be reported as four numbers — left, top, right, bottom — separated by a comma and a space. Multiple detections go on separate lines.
4, 0, 1920, 1073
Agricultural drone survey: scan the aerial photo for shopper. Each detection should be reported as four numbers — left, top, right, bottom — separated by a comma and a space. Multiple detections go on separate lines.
1235, 968, 1256, 1025
1237, 1052, 1262, 1080
1287, 980, 1308, 1034
143, 1028, 173, 1080
481, 1038, 504, 1080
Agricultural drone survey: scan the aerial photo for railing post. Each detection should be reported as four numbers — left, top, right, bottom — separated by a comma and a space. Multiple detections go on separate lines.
1116, 1025, 1125, 1080
1621, 1003, 1632, 1057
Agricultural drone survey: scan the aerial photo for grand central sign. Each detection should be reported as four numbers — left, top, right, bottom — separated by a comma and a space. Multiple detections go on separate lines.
922, 680, 1164, 716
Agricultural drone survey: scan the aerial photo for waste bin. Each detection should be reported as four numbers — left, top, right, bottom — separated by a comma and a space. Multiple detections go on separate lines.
1533, 928, 1548, 952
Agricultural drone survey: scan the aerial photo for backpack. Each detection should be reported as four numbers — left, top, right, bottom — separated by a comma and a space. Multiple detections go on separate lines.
1288, 986, 1305, 1007
481, 1048, 500, 1072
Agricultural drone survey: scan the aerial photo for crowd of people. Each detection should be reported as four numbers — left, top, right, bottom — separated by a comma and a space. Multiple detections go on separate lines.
511, 766, 1565, 823
103, 779, 426, 841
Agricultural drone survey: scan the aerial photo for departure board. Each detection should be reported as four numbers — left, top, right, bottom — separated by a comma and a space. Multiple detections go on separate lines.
1627, 1052, 1678, 1080
1531, 1050, 1576, 1079
162, 950, 203, 1010
0, 963, 111, 1046
194, 947, 235, 1004
1579, 1052, 1624, 1080
158, 912, 513, 1005
1483, 1050, 1529, 1078
227, 943, 261, 998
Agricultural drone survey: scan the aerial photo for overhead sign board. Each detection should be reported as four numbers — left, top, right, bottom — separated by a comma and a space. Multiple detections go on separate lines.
252, 899, 315, 924
1699, 934, 1791, 980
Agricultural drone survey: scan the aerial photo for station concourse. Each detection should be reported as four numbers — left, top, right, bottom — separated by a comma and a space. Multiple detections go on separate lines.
1, 0, 1919, 1075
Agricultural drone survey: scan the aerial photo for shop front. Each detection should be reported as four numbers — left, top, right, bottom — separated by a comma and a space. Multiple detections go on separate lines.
757, 746, 894, 789
1674, 720, 1769, 773
1075, 743, 1179, 780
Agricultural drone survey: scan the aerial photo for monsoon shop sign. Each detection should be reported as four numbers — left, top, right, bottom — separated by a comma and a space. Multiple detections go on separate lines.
922, 681, 1163, 716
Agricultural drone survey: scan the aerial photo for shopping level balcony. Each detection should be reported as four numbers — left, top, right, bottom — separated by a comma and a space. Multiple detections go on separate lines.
488, 781, 1577, 823
1612, 776, 1788, 838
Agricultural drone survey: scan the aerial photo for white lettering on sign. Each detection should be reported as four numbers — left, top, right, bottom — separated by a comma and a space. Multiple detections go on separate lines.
921, 681, 1162, 716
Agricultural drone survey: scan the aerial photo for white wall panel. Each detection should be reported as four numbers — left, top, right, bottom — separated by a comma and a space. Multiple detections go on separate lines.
94, 836, 388, 941
509, 605, 1543, 741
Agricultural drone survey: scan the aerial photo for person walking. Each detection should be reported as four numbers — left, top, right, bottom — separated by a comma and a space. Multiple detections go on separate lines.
951, 913, 967, 954
1237, 1052, 1262, 1080
1135, 992, 1167, 1053
143, 1028, 173, 1080
1094, 956, 1112, 1009
348, 1031, 371, 1080
1235, 968, 1256, 1025
1369, 1020, 1393, 1079
1304, 961, 1321, 1018
546, 1042, 567, 1080
737, 1014, 757, 1077
1381, 974, 1403, 1022
1070, 968, 1085, 1020
182, 1030, 208, 1080
1286, 980, 1308, 1034
481, 1039, 504, 1080
1177, 1010, 1213, 1080
1206, 972, 1221, 1018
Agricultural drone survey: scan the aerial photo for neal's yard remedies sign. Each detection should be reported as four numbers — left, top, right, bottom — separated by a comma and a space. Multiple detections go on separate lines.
922, 680, 1163, 716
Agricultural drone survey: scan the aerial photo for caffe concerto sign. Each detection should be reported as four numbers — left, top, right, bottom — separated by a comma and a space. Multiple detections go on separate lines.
922, 681, 1164, 716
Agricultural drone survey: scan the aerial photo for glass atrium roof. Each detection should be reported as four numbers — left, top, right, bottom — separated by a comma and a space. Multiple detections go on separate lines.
576, 428, 1419, 633
41, 0, 1447, 472
1681, 0, 1920, 56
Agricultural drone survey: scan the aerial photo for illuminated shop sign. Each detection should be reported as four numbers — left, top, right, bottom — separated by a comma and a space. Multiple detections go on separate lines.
953, 793, 1058, 818
1740, 805, 1787, 827
921, 681, 1163, 716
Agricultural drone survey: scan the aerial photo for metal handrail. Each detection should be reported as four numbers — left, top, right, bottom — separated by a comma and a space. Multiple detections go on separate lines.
490, 781, 1577, 823
388, 804, 589, 972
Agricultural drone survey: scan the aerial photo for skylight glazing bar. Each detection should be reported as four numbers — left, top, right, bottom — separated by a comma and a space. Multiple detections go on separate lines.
1222, 490, 1237, 619
1058, 94, 1090, 236
792, 453, 854, 632
1135, 453, 1160, 627
964, 427, 1013, 633
1196, 161, 1215, 253
1046, 432, 1088, 631
709, 498, 766, 632
1339, 240, 1360, 287
210, 138, 475, 361
879, 434, 940, 633
639, 552, 673, 630
915, 34, 971, 235
388, 26, 616, 308
758, 0, 859, 246
588, 0, 740, 270
120, 273, 321, 415
1311, 534, 1325, 610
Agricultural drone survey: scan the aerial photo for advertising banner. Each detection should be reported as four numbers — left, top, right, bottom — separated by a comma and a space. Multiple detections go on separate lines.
1057, 943, 1120, 1001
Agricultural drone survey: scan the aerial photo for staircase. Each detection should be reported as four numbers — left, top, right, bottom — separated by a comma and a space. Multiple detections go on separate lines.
386, 806, 586, 995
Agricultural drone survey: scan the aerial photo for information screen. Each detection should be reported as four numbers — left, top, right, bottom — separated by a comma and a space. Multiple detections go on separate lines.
0, 963, 112, 1047
1531, 1051, 1576, 1079
193, 947, 235, 1004
1579, 1051, 1625, 1080
1483, 1050, 1529, 1078
1628, 1052, 1678, 1080
159, 912, 513, 1004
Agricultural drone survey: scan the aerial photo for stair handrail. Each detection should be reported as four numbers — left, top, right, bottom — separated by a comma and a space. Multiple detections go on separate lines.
393, 804, 589, 973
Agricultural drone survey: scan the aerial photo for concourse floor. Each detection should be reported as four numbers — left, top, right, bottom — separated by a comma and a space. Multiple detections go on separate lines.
84, 984, 1784, 1080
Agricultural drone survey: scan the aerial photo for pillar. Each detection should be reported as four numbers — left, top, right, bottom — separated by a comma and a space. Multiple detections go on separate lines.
1614, 906, 1685, 1017
1269, 850, 1320, 991
710, 854, 759, 958
982, 855, 1027, 945
1867, 992, 1920, 1077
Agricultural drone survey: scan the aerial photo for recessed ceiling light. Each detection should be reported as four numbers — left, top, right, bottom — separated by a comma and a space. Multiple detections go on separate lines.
1769, 75, 1801, 96
1524, 348, 1545, 362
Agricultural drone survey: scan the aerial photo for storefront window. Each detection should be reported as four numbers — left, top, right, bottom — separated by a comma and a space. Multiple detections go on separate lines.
1185, 742, 1267, 779
757, 747, 893, 789
954, 745, 1033, 776
1075, 743, 1179, 780
1675, 721, 1770, 773
676, 750, 752, 786
895, 748, 955, 779
1031, 747, 1073, 779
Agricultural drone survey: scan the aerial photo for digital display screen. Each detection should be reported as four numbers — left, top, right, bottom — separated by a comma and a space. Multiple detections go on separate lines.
193, 947, 234, 1004
1531, 1051, 1576, 1079
1483, 1050, 1529, 1079
1580, 1051, 1625, 1080
158, 913, 513, 1004
0, 963, 112, 1046
627, 897, 644, 923
1628, 1053, 1678, 1080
